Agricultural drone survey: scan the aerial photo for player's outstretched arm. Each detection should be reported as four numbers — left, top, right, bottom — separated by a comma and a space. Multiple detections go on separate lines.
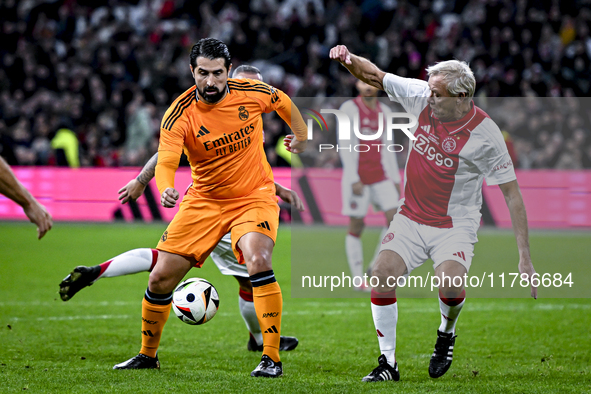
329, 45, 386, 90
274, 182, 305, 212
0, 156, 53, 239
499, 180, 537, 299
118, 153, 158, 204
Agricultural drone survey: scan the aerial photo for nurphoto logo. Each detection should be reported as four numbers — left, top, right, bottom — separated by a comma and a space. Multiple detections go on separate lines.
304, 108, 418, 152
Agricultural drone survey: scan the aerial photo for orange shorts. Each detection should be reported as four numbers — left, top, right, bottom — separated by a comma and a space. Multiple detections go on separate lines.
156, 187, 279, 267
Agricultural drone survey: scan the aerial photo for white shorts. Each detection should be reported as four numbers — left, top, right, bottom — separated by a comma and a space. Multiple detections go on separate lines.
210, 232, 249, 278
379, 214, 478, 273
341, 179, 399, 218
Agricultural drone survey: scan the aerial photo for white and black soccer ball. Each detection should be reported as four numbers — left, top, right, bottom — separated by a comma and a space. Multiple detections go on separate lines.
172, 278, 219, 325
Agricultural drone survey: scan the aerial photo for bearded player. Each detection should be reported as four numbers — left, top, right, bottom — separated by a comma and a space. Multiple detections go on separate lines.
59, 65, 303, 362
111, 39, 306, 377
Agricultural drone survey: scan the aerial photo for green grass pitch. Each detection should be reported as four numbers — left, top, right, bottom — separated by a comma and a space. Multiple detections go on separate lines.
0, 222, 590, 393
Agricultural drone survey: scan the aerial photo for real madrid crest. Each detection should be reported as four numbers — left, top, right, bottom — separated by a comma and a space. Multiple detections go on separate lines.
238, 106, 249, 121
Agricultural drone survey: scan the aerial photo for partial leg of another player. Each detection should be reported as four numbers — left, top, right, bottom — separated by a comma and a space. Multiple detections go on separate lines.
363, 249, 406, 382
430, 260, 466, 378
113, 251, 194, 370
59, 248, 158, 301
345, 216, 367, 290
235, 276, 298, 352
238, 232, 283, 378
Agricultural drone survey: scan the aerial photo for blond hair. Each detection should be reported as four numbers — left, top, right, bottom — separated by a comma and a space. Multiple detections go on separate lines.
426, 60, 476, 98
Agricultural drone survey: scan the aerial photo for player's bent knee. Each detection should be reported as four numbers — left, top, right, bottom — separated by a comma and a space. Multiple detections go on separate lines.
435, 259, 468, 297
148, 270, 177, 294
245, 253, 272, 275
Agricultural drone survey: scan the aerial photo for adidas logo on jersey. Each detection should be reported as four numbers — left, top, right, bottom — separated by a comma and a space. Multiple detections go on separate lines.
264, 325, 279, 334
257, 221, 271, 231
452, 251, 466, 261
197, 125, 210, 137
421, 125, 431, 133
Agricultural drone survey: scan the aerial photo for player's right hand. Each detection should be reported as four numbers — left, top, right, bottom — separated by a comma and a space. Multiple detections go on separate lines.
329, 45, 352, 65
352, 181, 364, 196
23, 201, 53, 240
118, 179, 147, 204
161, 187, 179, 208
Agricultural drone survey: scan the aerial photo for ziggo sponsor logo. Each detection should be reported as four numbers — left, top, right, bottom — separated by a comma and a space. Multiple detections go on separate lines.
413, 134, 454, 168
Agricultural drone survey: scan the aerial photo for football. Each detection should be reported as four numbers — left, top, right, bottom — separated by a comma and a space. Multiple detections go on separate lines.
172, 278, 220, 325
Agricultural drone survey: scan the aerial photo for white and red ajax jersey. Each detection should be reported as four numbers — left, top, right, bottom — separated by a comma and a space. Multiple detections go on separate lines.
338, 97, 401, 186
383, 73, 516, 228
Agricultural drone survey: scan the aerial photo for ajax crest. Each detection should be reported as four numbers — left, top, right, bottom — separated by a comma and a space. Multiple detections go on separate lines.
442, 137, 457, 153
382, 232, 395, 244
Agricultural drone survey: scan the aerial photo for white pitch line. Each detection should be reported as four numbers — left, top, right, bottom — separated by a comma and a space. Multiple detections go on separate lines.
4, 303, 589, 322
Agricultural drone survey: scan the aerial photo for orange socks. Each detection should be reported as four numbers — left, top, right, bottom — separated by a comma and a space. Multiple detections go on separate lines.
250, 271, 282, 362
140, 290, 172, 358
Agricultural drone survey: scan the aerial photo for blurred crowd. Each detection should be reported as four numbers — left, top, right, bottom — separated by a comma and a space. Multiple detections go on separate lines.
0, 0, 590, 169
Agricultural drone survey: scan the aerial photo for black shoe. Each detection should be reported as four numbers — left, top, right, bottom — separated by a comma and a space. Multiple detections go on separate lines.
362, 354, 400, 382
250, 355, 282, 378
279, 336, 298, 351
429, 330, 456, 378
247, 335, 299, 352
113, 354, 160, 370
59, 266, 101, 301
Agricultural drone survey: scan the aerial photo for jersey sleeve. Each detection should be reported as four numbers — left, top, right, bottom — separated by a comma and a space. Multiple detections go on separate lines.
472, 118, 517, 186
155, 102, 189, 193
382, 73, 430, 119
267, 86, 307, 142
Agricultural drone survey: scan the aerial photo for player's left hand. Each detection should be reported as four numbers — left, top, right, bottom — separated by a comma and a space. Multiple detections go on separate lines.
23, 201, 53, 240
329, 45, 352, 65
161, 187, 179, 208
276, 185, 305, 212
283, 134, 307, 154
118, 179, 147, 204
518, 257, 537, 299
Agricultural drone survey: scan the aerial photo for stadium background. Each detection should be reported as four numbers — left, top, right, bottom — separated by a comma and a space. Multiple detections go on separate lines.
1, 1, 590, 392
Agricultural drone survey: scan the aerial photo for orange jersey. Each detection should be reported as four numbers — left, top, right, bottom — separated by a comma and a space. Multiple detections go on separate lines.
156, 78, 304, 199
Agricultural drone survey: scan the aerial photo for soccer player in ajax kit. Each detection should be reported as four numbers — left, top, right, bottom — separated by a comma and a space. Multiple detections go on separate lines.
111, 39, 307, 377
329, 45, 537, 381
338, 80, 402, 288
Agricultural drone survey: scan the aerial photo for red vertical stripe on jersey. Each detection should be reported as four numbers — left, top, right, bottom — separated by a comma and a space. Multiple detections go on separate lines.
353, 97, 387, 185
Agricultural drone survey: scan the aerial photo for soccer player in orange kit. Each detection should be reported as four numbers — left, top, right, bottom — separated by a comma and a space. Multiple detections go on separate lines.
113, 38, 307, 377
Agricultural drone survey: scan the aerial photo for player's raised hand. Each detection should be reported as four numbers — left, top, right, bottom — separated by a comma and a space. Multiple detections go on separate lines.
23, 200, 53, 239
161, 187, 179, 208
330, 45, 352, 65
118, 179, 147, 204
283, 134, 307, 154
518, 257, 538, 299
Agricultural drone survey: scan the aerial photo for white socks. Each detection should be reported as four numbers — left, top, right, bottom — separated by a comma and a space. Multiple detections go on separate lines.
438, 290, 465, 334
345, 233, 364, 278
371, 289, 398, 367
98, 248, 157, 279
239, 290, 263, 345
